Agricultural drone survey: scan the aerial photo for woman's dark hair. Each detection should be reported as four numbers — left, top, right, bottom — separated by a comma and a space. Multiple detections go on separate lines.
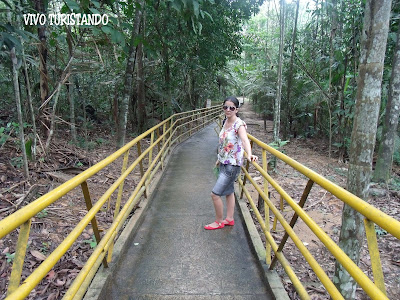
223, 96, 240, 108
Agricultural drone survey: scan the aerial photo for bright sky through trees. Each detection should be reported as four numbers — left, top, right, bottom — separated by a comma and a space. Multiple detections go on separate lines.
257, 0, 315, 25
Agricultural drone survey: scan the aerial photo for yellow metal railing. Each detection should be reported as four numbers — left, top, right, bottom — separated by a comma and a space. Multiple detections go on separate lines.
237, 133, 400, 300
0, 105, 221, 300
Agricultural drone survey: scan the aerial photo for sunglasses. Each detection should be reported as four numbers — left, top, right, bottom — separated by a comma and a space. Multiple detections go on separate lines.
223, 105, 236, 111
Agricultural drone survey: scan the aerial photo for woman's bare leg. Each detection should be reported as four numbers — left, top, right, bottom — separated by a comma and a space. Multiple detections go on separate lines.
225, 192, 235, 221
205, 192, 224, 228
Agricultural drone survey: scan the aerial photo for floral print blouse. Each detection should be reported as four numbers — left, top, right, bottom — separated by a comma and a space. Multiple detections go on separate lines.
217, 118, 247, 166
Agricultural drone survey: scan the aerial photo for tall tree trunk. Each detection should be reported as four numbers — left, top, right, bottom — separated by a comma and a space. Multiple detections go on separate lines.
163, 43, 171, 119
154, 4, 172, 119
112, 84, 119, 124
74, 76, 88, 150
274, 0, 285, 142
10, 47, 29, 179
338, 53, 349, 162
8, 7, 29, 178
67, 81, 76, 142
18, 12, 36, 162
327, 0, 337, 158
35, 0, 49, 137
66, 29, 76, 143
333, 1, 392, 299
116, 3, 143, 148
22, 59, 36, 161
45, 85, 62, 151
373, 24, 400, 183
44, 57, 73, 150
136, 30, 146, 132
284, 0, 299, 139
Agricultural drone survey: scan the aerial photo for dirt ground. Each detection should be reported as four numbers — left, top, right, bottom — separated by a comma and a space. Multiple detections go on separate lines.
0, 124, 148, 299
0, 101, 399, 299
238, 98, 400, 299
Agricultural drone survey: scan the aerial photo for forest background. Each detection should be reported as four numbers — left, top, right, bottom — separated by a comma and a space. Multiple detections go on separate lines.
1, 0, 400, 299
1, 0, 400, 178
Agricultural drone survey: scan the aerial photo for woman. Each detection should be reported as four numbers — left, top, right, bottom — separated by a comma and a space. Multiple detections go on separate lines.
204, 96, 258, 230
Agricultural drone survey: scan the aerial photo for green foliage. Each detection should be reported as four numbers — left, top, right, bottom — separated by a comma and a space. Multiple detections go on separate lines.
7, 0, 394, 170
5, 252, 15, 264
37, 209, 48, 219
375, 225, 388, 236
72, 133, 109, 151
83, 235, 97, 248
95, 137, 107, 145
393, 151, 400, 166
268, 139, 289, 150
0, 126, 8, 146
233, 0, 370, 146
40, 241, 51, 254
332, 137, 351, 152
25, 138, 32, 161
0, 0, 39, 53
10, 156, 23, 168
389, 176, 400, 191
0, 113, 33, 162
0, 122, 18, 146
391, 135, 400, 166
0, 122, 31, 143
2, 0, 265, 146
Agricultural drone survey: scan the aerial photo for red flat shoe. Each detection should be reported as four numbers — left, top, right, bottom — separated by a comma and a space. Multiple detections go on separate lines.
204, 221, 225, 230
223, 219, 235, 226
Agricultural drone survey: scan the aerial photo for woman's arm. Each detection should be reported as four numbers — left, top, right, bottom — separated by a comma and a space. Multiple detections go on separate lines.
238, 126, 257, 162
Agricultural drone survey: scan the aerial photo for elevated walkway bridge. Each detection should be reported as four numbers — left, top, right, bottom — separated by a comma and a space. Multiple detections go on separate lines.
1, 106, 399, 299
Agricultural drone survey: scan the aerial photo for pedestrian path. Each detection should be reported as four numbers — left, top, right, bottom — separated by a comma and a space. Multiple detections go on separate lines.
101, 124, 273, 299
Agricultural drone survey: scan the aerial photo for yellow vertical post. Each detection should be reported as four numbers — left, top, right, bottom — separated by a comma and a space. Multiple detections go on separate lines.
149, 131, 154, 167
272, 196, 279, 231
240, 160, 250, 199
137, 141, 146, 198
107, 150, 130, 263
178, 119, 182, 143
240, 140, 253, 199
169, 118, 174, 153
7, 219, 31, 296
190, 112, 194, 136
114, 150, 130, 220
364, 218, 387, 295
81, 181, 108, 267
262, 149, 271, 265
198, 111, 201, 127
273, 195, 284, 231
156, 127, 161, 153
161, 123, 167, 169
146, 131, 155, 195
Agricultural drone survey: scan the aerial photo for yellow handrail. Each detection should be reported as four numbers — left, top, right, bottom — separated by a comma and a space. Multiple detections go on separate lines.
0, 105, 221, 300
236, 132, 400, 300
249, 136, 400, 239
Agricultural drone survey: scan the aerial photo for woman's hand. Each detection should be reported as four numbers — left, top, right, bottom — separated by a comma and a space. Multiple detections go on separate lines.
215, 160, 220, 166
247, 154, 258, 162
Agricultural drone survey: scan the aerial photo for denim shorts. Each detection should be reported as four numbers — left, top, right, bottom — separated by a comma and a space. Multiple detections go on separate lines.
212, 164, 241, 196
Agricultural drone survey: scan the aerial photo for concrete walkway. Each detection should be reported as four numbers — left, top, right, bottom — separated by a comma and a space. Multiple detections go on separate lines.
101, 124, 274, 299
